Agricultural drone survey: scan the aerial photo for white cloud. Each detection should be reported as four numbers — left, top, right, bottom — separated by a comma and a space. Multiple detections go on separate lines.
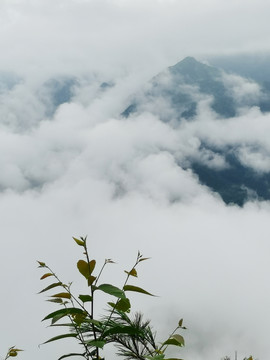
1, 1, 270, 360
222, 72, 263, 109
237, 146, 270, 173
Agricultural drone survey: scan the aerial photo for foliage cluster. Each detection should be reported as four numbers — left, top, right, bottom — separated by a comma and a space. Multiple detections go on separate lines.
37, 236, 186, 360
3, 236, 257, 360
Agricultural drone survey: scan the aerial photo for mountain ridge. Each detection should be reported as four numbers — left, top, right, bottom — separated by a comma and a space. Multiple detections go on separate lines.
122, 56, 270, 206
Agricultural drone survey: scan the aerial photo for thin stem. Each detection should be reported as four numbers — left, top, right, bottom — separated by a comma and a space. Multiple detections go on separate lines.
83, 239, 99, 360
100, 252, 142, 338
94, 258, 113, 286
41, 264, 94, 359
44, 264, 92, 317
158, 325, 180, 353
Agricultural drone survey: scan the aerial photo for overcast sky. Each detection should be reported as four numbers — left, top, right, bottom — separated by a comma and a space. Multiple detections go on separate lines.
1, 1, 270, 360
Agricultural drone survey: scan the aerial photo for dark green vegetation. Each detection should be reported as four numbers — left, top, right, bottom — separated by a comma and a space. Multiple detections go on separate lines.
38, 236, 186, 360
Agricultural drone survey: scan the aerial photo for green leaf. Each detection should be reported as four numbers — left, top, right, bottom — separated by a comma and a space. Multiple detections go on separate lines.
40, 273, 53, 280
58, 353, 86, 360
42, 308, 85, 321
108, 298, 131, 312
43, 333, 78, 344
73, 237, 85, 246
97, 284, 126, 299
51, 292, 71, 299
38, 282, 63, 294
77, 260, 90, 279
146, 355, 165, 360
178, 319, 183, 327
85, 340, 106, 349
162, 334, 185, 347
123, 285, 154, 296
79, 294, 92, 303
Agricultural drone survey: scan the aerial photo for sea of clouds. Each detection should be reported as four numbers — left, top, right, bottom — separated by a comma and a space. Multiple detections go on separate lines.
0, 66, 270, 360
2, 1, 270, 360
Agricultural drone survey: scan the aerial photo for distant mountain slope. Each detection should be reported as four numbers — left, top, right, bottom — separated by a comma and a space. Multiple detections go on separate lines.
209, 53, 270, 112
122, 57, 270, 206
122, 56, 266, 120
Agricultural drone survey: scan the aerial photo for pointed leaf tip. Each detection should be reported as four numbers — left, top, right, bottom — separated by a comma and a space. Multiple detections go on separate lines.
51, 292, 71, 299
58, 353, 86, 359
73, 237, 85, 247
43, 333, 78, 344
38, 282, 63, 294
123, 285, 154, 296
139, 257, 151, 262
37, 261, 46, 267
97, 284, 126, 299
40, 273, 53, 280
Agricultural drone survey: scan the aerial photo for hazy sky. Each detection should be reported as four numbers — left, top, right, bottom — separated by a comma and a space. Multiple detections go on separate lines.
1, 1, 270, 360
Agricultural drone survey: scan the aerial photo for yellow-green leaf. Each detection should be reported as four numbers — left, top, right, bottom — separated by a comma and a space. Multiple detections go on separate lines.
47, 298, 63, 304
88, 275, 96, 286
178, 319, 183, 327
73, 237, 85, 247
7, 348, 23, 358
163, 334, 185, 347
8, 351, 18, 357
72, 313, 87, 325
89, 259, 96, 274
51, 292, 71, 299
40, 273, 53, 280
77, 260, 90, 279
37, 261, 46, 267
125, 268, 137, 277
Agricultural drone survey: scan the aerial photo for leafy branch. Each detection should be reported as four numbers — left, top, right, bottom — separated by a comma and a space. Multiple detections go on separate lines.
38, 236, 186, 360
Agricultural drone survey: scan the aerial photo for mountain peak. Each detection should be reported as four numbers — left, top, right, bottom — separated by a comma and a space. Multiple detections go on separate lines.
180, 56, 199, 64
169, 56, 219, 77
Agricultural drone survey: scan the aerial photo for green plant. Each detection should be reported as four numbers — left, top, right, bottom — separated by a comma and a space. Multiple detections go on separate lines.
38, 236, 186, 360
3, 347, 23, 359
